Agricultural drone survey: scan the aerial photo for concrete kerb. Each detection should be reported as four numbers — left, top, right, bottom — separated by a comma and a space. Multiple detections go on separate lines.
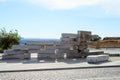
0, 65, 120, 73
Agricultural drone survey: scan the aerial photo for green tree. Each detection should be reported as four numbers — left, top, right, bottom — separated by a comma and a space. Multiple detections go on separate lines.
91, 35, 101, 41
0, 27, 21, 52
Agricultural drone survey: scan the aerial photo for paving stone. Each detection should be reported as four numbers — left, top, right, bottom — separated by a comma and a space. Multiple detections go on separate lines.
0, 67, 120, 80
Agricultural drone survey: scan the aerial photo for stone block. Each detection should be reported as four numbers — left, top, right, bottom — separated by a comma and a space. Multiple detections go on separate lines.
60, 41, 78, 45
56, 45, 71, 49
4, 50, 15, 54
39, 49, 55, 53
2, 53, 30, 59
28, 45, 40, 50
27, 41, 60, 45
66, 50, 82, 58
66, 53, 82, 58
4, 50, 28, 55
45, 46, 56, 50
57, 49, 69, 53
60, 37, 73, 41
66, 50, 78, 53
56, 53, 65, 59
87, 55, 109, 63
61, 33, 77, 38
12, 45, 28, 50
28, 50, 40, 53
38, 53, 55, 59
58, 50, 77, 58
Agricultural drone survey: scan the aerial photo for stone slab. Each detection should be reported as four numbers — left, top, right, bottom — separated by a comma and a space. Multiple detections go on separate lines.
87, 55, 109, 63
56, 53, 65, 59
65, 50, 83, 58
39, 50, 55, 53
56, 45, 71, 49
4, 50, 28, 55
28, 50, 40, 53
27, 41, 60, 45
4, 50, 15, 54
45, 46, 56, 50
61, 33, 77, 38
12, 45, 28, 50
38, 53, 55, 59
2, 53, 30, 60
28, 45, 40, 50
60, 37, 73, 41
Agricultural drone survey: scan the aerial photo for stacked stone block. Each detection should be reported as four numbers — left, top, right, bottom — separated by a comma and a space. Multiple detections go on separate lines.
27, 41, 60, 59
58, 33, 80, 58
2, 45, 30, 59
2, 30, 92, 60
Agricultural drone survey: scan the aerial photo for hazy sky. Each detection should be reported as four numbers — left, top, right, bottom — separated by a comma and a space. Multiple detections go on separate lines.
0, 0, 120, 39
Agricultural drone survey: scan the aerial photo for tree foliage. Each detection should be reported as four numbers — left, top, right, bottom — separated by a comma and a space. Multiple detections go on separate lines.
0, 27, 21, 52
90, 35, 101, 41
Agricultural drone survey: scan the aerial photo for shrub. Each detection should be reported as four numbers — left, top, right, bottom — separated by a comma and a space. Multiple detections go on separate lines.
0, 27, 21, 52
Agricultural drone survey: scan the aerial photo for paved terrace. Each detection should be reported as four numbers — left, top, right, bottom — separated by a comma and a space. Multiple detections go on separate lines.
0, 67, 120, 80
0, 55, 120, 72
0, 47, 120, 72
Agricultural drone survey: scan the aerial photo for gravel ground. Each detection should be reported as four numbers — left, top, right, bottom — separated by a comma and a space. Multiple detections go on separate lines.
0, 67, 120, 80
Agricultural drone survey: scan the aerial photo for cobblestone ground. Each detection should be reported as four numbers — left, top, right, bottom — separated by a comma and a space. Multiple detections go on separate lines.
0, 67, 120, 80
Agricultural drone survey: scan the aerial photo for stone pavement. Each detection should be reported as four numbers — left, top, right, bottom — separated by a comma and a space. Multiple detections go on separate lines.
0, 67, 120, 80
0, 58, 120, 72
0, 53, 120, 80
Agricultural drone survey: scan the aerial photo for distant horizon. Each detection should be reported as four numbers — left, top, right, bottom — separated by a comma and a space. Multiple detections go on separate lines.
21, 38, 60, 40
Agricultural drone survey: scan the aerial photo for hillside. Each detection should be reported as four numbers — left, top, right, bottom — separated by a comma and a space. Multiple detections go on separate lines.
88, 40, 120, 48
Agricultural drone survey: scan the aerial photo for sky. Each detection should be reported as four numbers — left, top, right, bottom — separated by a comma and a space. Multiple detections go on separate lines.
0, 0, 120, 39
